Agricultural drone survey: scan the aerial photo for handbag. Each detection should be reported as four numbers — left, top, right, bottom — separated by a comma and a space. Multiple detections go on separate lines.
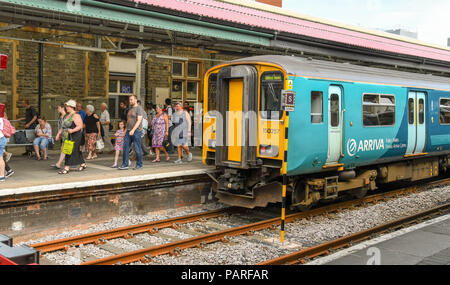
163, 136, 171, 150
96, 138, 104, 150
62, 134, 75, 155
13, 130, 26, 144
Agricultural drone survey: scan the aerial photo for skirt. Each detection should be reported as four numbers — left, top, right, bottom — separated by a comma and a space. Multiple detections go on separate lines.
86, 133, 98, 152
65, 130, 85, 166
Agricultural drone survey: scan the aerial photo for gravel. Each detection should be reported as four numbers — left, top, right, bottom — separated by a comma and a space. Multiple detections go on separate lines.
21, 202, 226, 245
27, 184, 450, 265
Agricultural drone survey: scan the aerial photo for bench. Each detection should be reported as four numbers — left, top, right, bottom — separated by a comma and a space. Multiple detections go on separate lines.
5, 130, 36, 157
5, 129, 36, 147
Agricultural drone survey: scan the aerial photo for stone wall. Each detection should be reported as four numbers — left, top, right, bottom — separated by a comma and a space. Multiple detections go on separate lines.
0, 27, 109, 119
0, 25, 244, 119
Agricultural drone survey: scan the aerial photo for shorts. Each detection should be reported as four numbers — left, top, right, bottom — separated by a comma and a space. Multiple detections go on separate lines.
0, 136, 6, 157
33, 137, 51, 149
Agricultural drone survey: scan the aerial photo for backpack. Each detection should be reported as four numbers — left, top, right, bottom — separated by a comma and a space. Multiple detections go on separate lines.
0, 118, 15, 138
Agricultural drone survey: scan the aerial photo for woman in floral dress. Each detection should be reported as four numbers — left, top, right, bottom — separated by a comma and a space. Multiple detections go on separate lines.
151, 105, 170, 162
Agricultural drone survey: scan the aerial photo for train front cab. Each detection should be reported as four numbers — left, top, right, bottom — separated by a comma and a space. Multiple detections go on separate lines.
202, 62, 288, 208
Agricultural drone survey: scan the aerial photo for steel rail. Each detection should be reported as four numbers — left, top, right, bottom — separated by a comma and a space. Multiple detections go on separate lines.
31, 208, 239, 254
81, 182, 439, 265
258, 203, 450, 265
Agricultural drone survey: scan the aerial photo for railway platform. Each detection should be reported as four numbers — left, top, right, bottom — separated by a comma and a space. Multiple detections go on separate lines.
309, 213, 450, 265
0, 148, 216, 242
1, 148, 212, 194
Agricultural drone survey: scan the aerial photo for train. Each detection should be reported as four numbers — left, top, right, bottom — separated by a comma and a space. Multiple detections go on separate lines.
202, 55, 450, 210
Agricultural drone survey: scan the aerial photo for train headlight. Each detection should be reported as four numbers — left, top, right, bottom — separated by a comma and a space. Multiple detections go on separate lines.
260, 145, 279, 157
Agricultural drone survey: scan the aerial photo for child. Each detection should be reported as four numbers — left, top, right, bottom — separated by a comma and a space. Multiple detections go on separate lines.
111, 121, 126, 168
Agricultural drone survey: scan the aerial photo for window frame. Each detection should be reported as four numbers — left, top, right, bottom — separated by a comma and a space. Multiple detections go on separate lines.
439, 97, 450, 125
311, 91, 324, 124
259, 71, 284, 120
170, 60, 203, 103
362, 93, 396, 127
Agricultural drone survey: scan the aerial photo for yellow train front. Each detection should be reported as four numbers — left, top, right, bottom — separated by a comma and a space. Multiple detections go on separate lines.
202, 57, 289, 208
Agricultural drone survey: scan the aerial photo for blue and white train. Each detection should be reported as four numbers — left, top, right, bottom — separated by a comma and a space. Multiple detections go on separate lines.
202, 55, 450, 209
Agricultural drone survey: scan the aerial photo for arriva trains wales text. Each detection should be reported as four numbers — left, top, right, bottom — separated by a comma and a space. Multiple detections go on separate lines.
347, 138, 385, 157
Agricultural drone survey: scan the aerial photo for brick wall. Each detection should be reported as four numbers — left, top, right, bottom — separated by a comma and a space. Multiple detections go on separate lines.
0, 27, 109, 119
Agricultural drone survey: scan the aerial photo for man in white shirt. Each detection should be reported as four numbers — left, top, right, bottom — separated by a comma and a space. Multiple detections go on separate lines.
100, 103, 114, 152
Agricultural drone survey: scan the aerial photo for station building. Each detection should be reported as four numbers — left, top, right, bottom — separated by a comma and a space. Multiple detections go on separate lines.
1, 0, 450, 123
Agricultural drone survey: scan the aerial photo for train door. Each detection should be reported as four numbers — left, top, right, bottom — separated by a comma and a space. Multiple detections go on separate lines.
215, 65, 258, 168
326, 85, 343, 165
406, 91, 427, 155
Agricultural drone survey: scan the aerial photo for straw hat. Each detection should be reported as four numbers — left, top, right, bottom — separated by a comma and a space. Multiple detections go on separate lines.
65, 99, 77, 108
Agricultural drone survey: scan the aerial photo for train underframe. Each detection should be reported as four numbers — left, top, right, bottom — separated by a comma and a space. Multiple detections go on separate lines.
213, 154, 450, 210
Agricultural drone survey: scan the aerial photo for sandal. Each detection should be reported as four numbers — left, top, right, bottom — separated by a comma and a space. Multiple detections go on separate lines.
166, 157, 170, 162
51, 164, 61, 170
58, 169, 70, 175
152, 159, 161, 163
36, 157, 42, 161
78, 164, 87, 172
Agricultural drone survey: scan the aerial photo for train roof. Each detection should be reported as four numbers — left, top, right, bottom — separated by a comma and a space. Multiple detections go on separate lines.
231, 55, 450, 92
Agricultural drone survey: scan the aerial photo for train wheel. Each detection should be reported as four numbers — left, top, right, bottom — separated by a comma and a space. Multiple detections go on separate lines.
350, 188, 368, 199
291, 181, 315, 212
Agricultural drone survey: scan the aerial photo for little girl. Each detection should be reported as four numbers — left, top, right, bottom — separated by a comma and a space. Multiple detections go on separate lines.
111, 121, 126, 168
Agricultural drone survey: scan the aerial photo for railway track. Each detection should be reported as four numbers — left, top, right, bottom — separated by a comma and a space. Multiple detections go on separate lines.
258, 202, 450, 265
31, 177, 450, 265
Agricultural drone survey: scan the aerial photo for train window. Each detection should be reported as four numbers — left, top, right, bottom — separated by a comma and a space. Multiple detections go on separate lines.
330, 94, 339, 127
311, 91, 323, 123
260, 71, 284, 119
363, 94, 395, 126
408, 98, 414, 124
419, 99, 425, 124
208, 73, 217, 111
440, 98, 450, 125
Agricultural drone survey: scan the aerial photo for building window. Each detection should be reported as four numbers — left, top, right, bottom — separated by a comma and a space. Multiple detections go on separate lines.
109, 78, 135, 119
363, 94, 395, 126
171, 61, 202, 102
172, 62, 184, 77
172, 80, 183, 101
187, 62, 199, 78
440, 98, 450, 125
311, 91, 323, 124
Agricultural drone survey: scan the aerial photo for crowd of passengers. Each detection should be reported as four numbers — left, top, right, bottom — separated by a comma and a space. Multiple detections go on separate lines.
0, 96, 195, 181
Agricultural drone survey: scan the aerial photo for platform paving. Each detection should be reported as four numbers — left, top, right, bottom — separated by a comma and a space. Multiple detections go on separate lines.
310, 214, 450, 265
0, 148, 214, 196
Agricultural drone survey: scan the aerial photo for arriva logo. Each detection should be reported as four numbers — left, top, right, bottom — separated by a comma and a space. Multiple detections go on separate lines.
347, 138, 385, 157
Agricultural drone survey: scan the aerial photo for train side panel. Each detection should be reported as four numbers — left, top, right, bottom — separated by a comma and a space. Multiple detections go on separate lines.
427, 90, 450, 153
286, 76, 329, 176
287, 79, 410, 176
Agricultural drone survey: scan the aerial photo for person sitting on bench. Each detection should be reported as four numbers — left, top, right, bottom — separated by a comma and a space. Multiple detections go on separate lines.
33, 116, 52, 161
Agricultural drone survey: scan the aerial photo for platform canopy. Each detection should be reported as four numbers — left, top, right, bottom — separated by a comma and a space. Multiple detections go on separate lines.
1, 0, 450, 74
